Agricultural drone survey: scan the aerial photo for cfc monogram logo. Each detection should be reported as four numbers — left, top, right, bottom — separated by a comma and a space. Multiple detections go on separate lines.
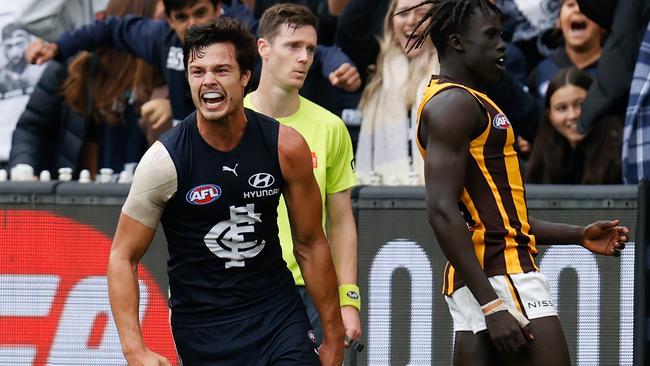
203, 204, 265, 268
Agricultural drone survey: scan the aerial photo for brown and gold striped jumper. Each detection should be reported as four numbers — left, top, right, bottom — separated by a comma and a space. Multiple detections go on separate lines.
416, 77, 538, 296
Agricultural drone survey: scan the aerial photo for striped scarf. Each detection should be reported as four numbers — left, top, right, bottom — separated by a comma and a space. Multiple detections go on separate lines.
355, 47, 439, 185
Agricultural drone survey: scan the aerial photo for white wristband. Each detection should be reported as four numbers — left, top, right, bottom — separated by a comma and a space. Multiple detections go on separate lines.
481, 298, 530, 328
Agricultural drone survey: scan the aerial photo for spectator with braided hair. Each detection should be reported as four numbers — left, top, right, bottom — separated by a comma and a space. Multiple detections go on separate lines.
410, 1, 628, 365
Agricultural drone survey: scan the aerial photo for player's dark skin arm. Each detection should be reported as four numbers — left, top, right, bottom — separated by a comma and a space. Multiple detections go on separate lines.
420, 89, 531, 353
279, 124, 345, 366
528, 218, 629, 256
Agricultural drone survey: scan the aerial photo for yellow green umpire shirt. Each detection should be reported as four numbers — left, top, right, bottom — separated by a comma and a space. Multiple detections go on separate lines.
244, 94, 357, 286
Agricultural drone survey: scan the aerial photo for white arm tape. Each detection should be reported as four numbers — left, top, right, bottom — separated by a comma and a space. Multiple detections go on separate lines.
482, 298, 530, 328
122, 141, 177, 229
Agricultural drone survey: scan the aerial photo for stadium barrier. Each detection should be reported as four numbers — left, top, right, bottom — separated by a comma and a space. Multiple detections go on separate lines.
0, 183, 645, 365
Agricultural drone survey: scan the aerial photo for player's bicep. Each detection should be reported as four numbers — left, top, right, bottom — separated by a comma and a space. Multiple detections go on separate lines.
278, 126, 324, 245
122, 141, 177, 229
111, 213, 156, 264
420, 91, 482, 203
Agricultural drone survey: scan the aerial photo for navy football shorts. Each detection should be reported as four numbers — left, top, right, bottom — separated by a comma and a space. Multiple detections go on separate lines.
172, 297, 319, 365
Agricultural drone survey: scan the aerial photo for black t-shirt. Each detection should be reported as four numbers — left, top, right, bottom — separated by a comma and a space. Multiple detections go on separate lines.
335, 0, 390, 82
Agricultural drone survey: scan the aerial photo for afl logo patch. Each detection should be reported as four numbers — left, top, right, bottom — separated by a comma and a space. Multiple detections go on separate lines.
248, 173, 275, 189
186, 184, 222, 205
492, 113, 511, 130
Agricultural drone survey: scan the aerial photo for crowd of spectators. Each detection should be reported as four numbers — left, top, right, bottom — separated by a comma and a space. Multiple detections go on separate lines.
0, 0, 649, 185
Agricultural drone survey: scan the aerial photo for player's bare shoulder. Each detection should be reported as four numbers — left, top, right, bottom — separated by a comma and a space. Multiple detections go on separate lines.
278, 124, 312, 175
421, 87, 484, 138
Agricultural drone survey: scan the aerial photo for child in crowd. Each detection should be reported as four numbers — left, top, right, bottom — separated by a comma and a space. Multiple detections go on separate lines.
525, 67, 621, 184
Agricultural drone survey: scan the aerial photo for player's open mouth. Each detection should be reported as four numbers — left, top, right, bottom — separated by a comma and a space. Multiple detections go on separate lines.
496, 56, 505, 68
202, 91, 225, 106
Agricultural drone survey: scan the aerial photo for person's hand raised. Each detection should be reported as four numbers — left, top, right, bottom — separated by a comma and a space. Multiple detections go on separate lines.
25, 38, 58, 65
328, 63, 361, 92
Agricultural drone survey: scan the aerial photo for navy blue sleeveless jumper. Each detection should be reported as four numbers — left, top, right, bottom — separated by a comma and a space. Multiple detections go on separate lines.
159, 109, 298, 328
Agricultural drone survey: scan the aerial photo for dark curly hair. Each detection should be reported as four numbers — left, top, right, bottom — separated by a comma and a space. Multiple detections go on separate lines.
396, 0, 501, 57
182, 17, 257, 75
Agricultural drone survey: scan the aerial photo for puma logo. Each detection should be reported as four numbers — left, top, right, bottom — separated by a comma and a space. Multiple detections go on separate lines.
223, 163, 239, 177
